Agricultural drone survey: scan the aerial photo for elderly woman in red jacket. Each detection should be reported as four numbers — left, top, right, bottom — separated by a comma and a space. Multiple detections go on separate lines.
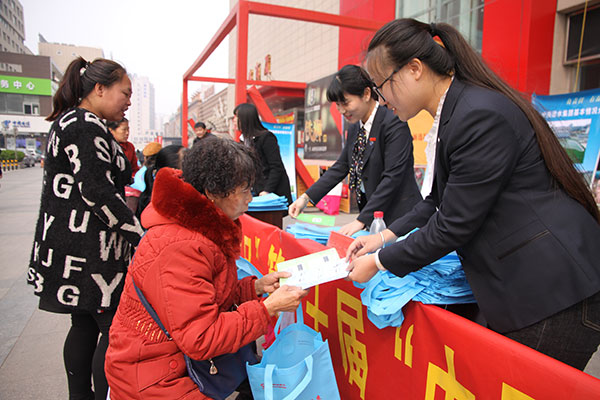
105, 138, 307, 399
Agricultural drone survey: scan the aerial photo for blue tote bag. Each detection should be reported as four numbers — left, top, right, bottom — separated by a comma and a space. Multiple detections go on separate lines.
247, 305, 341, 400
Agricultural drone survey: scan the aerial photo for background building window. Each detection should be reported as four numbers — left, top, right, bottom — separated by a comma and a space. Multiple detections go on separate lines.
396, 0, 484, 52
579, 62, 600, 91
6, 93, 22, 113
0, 93, 41, 115
566, 6, 600, 64
23, 95, 40, 115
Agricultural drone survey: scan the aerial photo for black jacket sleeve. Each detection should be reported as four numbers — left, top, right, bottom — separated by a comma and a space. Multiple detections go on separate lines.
304, 139, 352, 204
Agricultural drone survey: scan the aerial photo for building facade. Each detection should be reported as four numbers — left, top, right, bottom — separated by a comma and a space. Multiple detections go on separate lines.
37, 36, 104, 74
179, 0, 598, 147
0, 51, 61, 151
226, 0, 339, 120
185, 85, 229, 143
0, 0, 28, 54
128, 74, 157, 150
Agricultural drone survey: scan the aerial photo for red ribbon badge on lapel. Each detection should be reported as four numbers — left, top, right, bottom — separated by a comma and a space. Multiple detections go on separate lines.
369, 137, 376, 143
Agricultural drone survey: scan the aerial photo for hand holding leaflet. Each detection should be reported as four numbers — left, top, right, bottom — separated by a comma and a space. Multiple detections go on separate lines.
277, 248, 349, 289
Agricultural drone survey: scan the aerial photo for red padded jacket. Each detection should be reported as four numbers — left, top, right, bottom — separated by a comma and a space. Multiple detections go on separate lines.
105, 168, 270, 399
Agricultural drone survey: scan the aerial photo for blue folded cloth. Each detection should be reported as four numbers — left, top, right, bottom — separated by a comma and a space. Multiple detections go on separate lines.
285, 222, 370, 244
354, 231, 475, 329
248, 193, 288, 211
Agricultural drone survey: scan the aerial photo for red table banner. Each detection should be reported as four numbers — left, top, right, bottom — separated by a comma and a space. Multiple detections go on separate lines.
239, 214, 600, 399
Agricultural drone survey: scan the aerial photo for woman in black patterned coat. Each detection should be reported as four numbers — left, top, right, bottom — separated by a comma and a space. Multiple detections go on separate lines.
28, 57, 143, 400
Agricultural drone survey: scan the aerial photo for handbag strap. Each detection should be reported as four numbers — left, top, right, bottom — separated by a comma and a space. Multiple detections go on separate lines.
130, 274, 172, 340
274, 304, 304, 338
264, 355, 314, 400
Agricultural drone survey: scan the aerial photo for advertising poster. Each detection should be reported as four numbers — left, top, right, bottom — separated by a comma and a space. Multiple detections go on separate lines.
262, 122, 296, 198
304, 74, 343, 160
532, 89, 600, 179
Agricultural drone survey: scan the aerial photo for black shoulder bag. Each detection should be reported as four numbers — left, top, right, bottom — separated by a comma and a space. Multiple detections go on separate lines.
130, 275, 257, 400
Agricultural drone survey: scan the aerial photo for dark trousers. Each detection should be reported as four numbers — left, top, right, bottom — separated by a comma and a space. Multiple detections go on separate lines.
64, 310, 115, 400
504, 291, 600, 371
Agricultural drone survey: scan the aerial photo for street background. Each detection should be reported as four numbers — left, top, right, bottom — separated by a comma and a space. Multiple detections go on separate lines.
0, 167, 598, 399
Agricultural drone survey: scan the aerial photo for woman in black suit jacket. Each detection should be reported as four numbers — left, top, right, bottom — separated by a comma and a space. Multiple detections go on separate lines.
346, 19, 600, 370
289, 65, 421, 236
234, 103, 292, 205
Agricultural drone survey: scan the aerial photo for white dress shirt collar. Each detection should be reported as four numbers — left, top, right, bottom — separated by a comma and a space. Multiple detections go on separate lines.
360, 102, 379, 139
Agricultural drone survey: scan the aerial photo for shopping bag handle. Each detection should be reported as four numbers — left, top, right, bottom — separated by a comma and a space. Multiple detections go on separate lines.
274, 304, 304, 338
264, 355, 313, 400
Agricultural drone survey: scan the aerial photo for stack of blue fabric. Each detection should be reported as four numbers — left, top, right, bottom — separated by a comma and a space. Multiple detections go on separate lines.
285, 222, 370, 245
247, 193, 288, 211
354, 232, 475, 329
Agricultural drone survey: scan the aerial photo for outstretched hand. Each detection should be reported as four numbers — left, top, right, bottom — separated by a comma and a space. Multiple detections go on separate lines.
338, 220, 365, 236
263, 285, 309, 316
255, 271, 291, 296
346, 233, 382, 261
347, 254, 379, 283
288, 196, 309, 218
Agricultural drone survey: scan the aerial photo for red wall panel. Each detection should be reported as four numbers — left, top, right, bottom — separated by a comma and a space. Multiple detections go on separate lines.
338, 0, 556, 96
338, 0, 395, 68
482, 0, 556, 95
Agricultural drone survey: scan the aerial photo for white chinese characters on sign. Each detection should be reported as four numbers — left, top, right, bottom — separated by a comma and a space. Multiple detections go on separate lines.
1, 79, 36, 91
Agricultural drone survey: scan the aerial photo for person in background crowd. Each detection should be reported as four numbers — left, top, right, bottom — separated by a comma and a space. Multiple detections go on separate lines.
136, 144, 186, 220
288, 65, 421, 235
234, 103, 293, 206
28, 57, 143, 400
108, 118, 140, 212
346, 18, 600, 371
105, 138, 307, 399
193, 121, 214, 145
141, 142, 162, 170
108, 118, 139, 176
136, 148, 144, 165
129, 142, 162, 210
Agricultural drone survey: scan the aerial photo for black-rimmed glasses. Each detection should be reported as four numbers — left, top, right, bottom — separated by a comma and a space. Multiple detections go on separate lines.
372, 67, 400, 103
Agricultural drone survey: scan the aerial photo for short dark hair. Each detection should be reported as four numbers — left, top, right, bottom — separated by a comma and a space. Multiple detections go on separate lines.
107, 117, 128, 131
182, 137, 260, 197
194, 121, 206, 129
326, 64, 378, 104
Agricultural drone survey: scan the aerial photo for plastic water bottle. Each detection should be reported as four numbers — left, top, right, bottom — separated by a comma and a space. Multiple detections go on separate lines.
369, 211, 386, 233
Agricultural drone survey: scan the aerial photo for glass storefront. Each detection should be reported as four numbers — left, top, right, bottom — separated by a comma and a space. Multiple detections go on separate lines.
396, 0, 485, 52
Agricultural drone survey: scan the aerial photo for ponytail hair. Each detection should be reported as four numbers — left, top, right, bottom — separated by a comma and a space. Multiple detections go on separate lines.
368, 18, 599, 222
47, 57, 127, 121
327, 64, 378, 103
